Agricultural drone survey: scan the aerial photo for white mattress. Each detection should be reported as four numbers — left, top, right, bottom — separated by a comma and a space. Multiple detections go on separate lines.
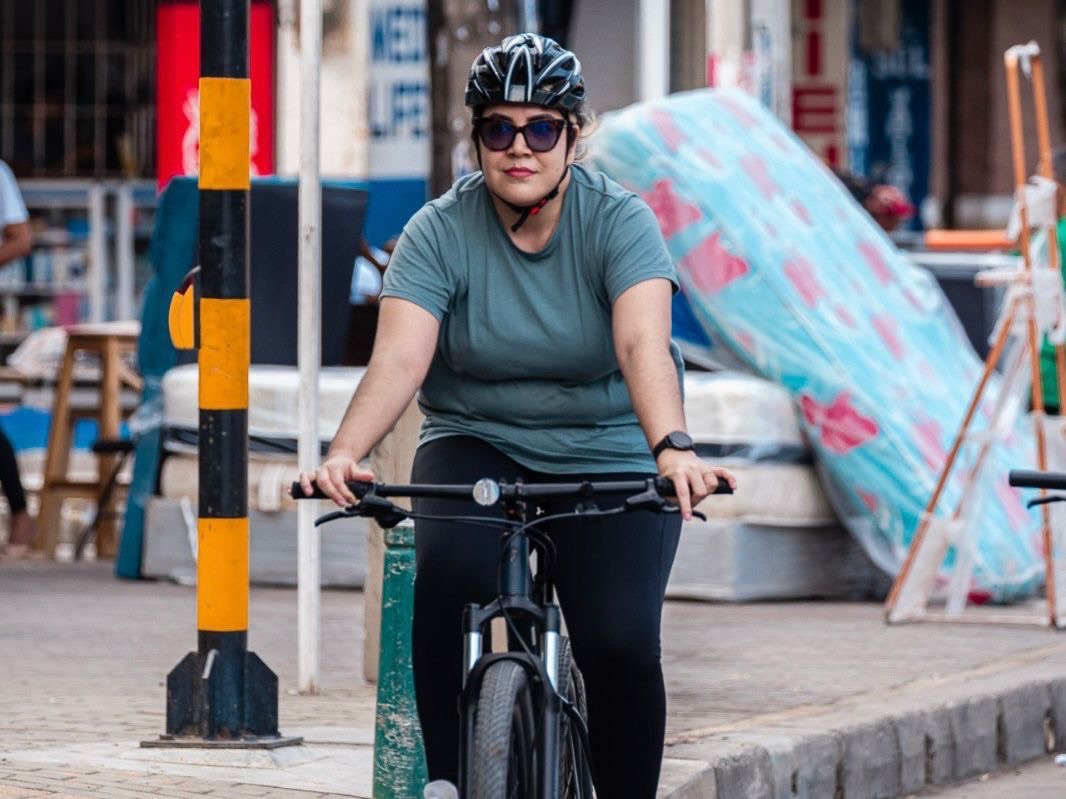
160, 452, 372, 513
682, 371, 805, 447
668, 517, 887, 601
160, 366, 830, 524
162, 366, 799, 448
160, 455, 832, 525
162, 364, 365, 440
695, 462, 835, 526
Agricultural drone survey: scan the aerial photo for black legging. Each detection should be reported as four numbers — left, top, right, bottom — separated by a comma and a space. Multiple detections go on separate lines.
0, 429, 26, 515
411, 435, 682, 798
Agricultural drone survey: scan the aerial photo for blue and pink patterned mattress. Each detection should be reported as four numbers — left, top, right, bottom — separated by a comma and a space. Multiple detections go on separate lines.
588, 89, 1042, 600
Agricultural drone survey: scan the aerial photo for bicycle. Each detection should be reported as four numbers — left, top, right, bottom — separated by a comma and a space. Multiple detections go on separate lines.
1008, 469, 1066, 506
293, 473, 732, 798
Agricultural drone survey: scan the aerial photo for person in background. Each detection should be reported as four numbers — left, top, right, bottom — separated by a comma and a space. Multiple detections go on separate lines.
350, 238, 391, 306
0, 158, 35, 557
836, 170, 915, 233
343, 237, 396, 366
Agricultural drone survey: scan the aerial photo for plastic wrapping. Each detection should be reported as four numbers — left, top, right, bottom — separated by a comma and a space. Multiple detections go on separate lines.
684, 371, 807, 454
158, 364, 370, 512
588, 89, 1043, 600
162, 364, 365, 442
6, 326, 68, 380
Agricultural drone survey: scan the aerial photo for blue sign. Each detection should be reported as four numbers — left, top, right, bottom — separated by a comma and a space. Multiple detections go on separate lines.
848, 0, 931, 230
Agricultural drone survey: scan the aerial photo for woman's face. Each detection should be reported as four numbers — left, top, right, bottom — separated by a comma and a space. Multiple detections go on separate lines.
476, 103, 576, 208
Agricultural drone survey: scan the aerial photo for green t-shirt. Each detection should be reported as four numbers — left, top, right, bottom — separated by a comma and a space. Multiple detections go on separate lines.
380, 164, 681, 474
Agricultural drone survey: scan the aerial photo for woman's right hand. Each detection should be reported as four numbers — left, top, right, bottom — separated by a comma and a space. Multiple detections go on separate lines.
296, 449, 376, 507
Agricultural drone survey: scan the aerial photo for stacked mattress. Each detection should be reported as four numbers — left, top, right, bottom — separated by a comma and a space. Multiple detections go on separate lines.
673, 371, 887, 601
145, 363, 884, 599
142, 365, 369, 586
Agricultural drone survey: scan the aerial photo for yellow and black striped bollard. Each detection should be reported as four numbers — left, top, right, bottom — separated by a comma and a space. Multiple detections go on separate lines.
146, 0, 299, 749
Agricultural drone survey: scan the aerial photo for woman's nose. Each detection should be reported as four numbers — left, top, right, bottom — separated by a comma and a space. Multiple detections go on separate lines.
508, 129, 533, 155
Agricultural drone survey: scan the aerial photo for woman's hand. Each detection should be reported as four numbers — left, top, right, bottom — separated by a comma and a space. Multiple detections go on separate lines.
296, 449, 376, 507
656, 449, 737, 521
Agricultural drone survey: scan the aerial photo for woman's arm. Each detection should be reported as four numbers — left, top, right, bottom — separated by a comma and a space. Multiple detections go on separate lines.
0, 221, 31, 267
298, 296, 439, 506
612, 278, 736, 519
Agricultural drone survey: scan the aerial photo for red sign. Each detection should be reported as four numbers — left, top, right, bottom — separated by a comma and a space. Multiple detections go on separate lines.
791, 0, 843, 167
156, 1, 276, 191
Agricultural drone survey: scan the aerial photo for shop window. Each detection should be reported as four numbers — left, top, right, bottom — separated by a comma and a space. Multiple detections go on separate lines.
0, 0, 155, 178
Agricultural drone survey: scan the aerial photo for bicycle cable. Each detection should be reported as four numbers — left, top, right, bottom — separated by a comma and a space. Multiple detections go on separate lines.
494, 506, 630, 703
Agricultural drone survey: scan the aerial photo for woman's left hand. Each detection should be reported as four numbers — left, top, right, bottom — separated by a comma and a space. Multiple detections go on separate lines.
655, 449, 737, 521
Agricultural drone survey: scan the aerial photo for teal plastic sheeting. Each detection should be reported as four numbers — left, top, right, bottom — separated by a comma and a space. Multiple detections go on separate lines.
114, 179, 196, 579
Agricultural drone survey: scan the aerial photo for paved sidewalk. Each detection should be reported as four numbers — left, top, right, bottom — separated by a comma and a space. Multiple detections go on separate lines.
2, 561, 1066, 798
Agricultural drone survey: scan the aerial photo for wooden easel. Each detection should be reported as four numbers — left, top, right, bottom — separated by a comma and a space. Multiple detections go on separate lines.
884, 42, 1064, 628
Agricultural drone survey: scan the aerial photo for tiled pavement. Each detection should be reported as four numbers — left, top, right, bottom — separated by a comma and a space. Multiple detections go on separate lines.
3, 560, 1066, 797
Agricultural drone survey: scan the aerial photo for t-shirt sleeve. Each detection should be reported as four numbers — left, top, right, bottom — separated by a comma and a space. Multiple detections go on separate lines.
0, 161, 28, 227
379, 205, 455, 320
601, 193, 677, 302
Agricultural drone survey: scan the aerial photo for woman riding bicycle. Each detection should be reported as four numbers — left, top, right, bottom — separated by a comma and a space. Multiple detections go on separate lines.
299, 33, 736, 797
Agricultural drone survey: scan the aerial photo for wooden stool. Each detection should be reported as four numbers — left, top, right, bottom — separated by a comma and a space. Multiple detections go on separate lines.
36, 323, 142, 558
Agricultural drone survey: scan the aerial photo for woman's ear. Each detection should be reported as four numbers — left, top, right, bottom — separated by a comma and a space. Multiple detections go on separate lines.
566, 125, 580, 163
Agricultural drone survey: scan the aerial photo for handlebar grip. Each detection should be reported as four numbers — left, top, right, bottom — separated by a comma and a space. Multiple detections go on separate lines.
1008, 470, 1066, 490
290, 480, 374, 500
654, 475, 733, 496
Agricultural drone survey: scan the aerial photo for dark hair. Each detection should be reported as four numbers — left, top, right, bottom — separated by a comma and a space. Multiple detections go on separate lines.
834, 170, 873, 204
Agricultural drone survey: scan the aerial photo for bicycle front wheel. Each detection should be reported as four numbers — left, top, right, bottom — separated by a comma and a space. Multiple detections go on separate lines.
470, 660, 537, 799
557, 638, 593, 799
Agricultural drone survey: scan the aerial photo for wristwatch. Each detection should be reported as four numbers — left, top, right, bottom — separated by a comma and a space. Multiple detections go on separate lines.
652, 431, 695, 459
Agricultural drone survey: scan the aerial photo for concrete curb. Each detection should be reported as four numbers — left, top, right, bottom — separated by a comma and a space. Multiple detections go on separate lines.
660, 649, 1066, 799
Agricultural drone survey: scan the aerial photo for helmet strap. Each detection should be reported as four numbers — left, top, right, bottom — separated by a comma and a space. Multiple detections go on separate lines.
495, 164, 570, 233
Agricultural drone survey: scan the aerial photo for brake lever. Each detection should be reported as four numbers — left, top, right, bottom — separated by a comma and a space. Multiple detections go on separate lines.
356, 494, 411, 528
313, 494, 411, 528
624, 489, 707, 521
1027, 495, 1066, 508
315, 508, 358, 527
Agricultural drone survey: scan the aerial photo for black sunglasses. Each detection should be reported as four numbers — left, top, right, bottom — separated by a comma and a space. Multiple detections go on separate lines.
474, 117, 568, 152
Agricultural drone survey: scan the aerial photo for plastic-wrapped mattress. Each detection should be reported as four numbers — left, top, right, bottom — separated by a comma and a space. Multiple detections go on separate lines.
159, 364, 367, 511
678, 371, 880, 598
684, 371, 834, 526
589, 89, 1043, 600
162, 364, 365, 449
149, 364, 369, 586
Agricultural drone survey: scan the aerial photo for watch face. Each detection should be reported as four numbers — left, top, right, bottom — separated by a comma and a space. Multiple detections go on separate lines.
668, 431, 694, 449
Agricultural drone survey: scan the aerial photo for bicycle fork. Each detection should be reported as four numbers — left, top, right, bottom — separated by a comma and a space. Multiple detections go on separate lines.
459, 599, 564, 798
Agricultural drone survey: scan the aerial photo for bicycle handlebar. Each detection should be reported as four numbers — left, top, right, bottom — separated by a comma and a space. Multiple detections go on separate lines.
290, 475, 733, 503
1008, 470, 1066, 490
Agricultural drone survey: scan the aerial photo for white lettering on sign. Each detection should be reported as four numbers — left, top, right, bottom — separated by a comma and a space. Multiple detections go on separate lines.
871, 44, 929, 82
368, 1, 430, 179
372, 6, 427, 63
369, 81, 429, 139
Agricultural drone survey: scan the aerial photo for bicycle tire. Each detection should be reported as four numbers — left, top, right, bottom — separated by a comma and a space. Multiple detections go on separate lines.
470, 659, 537, 799
557, 638, 592, 798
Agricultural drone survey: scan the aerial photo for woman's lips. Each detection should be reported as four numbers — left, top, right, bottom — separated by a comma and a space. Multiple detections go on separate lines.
505, 167, 535, 177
